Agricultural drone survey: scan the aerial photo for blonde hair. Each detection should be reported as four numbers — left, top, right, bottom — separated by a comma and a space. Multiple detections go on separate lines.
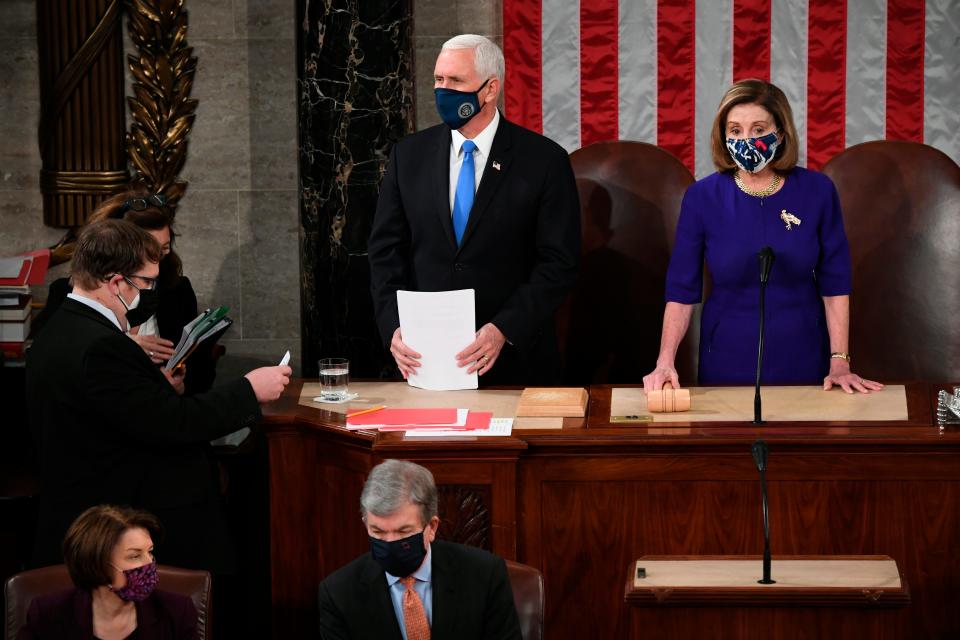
710, 79, 799, 173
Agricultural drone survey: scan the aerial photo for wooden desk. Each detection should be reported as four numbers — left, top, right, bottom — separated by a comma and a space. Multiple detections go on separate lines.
260, 381, 960, 638
624, 555, 909, 638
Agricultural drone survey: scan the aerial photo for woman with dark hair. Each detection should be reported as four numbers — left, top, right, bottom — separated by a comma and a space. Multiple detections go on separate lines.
17, 504, 198, 640
35, 190, 216, 395
643, 79, 881, 393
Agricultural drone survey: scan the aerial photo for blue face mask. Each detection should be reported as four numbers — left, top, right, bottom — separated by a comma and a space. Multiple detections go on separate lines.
726, 131, 781, 173
435, 79, 490, 130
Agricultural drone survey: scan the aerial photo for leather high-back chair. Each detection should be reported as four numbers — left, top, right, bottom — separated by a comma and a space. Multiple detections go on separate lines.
821, 141, 960, 381
562, 141, 696, 384
4, 564, 212, 640
505, 560, 544, 640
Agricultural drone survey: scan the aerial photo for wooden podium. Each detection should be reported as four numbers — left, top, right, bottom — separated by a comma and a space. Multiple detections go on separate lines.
625, 555, 910, 638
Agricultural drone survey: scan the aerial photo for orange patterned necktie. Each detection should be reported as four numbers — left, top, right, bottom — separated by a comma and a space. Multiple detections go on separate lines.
400, 576, 430, 640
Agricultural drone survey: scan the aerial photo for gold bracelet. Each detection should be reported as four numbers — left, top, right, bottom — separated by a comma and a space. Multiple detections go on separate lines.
830, 352, 851, 363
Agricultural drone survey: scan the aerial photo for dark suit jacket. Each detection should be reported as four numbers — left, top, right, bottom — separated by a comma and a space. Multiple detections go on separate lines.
26, 298, 260, 573
368, 114, 581, 385
33, 276, 217, 395
318, 541, 521, 640
17, 587, 197, 640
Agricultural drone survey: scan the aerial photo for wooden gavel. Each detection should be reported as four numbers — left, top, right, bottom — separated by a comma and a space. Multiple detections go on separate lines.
647, 383, 691, 413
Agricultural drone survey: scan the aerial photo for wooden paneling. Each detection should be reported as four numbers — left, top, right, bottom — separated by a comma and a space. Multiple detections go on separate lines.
261, 381, 960, 638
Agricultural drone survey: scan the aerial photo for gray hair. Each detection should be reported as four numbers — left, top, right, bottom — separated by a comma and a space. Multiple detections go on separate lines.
360, 459, 438, 525
441, 34, 504, 86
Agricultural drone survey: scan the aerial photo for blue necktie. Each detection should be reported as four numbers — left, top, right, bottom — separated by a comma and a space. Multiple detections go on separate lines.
452, 140, 477, 246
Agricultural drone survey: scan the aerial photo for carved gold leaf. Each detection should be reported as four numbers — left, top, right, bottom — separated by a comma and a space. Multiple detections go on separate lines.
124, 0, 196, 212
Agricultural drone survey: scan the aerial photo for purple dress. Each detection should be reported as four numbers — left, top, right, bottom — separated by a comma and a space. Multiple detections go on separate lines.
665, 167, 852, 384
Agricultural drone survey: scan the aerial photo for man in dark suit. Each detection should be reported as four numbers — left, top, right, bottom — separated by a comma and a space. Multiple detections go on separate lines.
368, 34, 581, 386
318, 460, 521, 639
26, 219, 291, 574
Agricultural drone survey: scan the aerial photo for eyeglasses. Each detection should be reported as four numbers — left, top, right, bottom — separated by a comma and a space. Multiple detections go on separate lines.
122, 274, 159, 291
119, 193, 167, 214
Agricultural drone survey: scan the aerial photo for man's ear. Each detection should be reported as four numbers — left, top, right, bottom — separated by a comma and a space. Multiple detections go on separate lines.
483, 78, 500, 105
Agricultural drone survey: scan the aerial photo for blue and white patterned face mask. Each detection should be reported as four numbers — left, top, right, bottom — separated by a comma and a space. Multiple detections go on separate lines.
726, 131, 780, 173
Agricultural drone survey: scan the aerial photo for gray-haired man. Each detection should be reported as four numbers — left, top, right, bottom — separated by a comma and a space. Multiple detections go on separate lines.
318, 459, 521, 639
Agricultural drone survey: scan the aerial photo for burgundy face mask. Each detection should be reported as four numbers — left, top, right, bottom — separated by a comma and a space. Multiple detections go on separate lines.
109, 560, 159, 602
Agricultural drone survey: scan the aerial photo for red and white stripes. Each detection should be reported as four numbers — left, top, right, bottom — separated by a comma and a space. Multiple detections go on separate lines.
503, 0, 959, 176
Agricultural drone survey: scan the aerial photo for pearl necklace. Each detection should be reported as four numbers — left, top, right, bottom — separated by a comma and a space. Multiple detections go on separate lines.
734, 172, 782, 198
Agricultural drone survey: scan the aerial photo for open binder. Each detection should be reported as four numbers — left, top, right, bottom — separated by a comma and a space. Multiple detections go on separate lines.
163, 305, 232, 372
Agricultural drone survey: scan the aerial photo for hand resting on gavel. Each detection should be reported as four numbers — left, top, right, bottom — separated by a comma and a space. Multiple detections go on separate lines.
642, 365, 691, 413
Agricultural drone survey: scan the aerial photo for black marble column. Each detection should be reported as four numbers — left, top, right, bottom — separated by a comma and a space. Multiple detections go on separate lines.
297, 0, 414, 377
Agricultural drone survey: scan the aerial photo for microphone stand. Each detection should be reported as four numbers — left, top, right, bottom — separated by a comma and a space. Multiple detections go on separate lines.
754, 247, 775, 424
751, 439, 775, 584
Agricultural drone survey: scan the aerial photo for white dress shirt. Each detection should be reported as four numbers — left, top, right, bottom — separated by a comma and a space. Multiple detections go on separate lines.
449, 109, 500, 214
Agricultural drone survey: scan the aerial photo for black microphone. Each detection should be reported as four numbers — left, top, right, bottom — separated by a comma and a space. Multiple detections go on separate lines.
751, 439, 775, 584
754, 247, 775, 424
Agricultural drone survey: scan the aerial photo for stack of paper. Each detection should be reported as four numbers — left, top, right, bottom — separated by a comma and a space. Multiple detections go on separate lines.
163, 306, 233, 371
345, 407, 497, 434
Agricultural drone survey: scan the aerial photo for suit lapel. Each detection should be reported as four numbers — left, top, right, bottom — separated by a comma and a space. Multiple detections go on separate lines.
360, 555, 406, 640
431, 125, 458, 252
429, 542, 459, 638
458, 116, 514, 254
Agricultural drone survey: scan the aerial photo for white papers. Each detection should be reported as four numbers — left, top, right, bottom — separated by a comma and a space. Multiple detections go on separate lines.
405, 418, 513, 438
0, 256, 26, 278
397, 289, 478, 391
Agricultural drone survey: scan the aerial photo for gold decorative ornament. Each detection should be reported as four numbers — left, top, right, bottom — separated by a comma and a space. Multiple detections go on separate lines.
780, 209, 801, 230
125, 0, 198, 212
734, 172, 782, 198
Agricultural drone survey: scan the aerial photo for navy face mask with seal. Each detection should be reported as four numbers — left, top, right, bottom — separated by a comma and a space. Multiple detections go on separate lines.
369, 530, 427, 577
435, 79, 490, 130
725, 130, 780, 173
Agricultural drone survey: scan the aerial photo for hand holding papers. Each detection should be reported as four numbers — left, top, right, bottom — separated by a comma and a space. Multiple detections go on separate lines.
163, 306, 233, 372
397, 289, 478, 391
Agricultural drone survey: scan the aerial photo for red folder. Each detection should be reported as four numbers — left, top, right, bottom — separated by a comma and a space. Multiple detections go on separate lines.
346, 407, 458, 427
0, 249, 51, 287
379, 411, 493, 432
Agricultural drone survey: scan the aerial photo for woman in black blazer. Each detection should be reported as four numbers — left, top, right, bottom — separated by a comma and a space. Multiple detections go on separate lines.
34, 191, 216, 395
18, 505, 198, 640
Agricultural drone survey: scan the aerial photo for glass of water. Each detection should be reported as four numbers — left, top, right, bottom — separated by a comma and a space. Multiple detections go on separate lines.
318, 358, 349, 402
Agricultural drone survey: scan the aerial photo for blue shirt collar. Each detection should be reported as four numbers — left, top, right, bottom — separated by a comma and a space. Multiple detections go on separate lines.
385, 544, 432, 587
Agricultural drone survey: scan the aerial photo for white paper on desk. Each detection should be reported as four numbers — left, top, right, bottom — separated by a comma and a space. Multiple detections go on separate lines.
405, 418, 513, 438
398, 289, 478, 391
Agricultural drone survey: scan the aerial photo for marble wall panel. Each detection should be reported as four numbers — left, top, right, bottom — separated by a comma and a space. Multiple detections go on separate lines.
248, 37, 297, 190
239, 189, 300, 340
171, 190, 243, 334
0, 0, 35, 38
181, 39, 252, 189
297, 0, 414, 377
0, 191, 65, 253
0, 21, 41, 193
236, 0, 296, 39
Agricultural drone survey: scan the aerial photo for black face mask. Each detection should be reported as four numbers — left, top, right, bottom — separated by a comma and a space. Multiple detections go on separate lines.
118, 277, 161, 329
369, 530, 427, 577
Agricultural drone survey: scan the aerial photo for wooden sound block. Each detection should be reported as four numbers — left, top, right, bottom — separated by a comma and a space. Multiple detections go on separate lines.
517, 387, 588, 417
647, 384, 691, 413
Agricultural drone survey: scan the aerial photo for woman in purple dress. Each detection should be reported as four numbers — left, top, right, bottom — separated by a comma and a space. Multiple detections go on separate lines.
643, 80, 881, 393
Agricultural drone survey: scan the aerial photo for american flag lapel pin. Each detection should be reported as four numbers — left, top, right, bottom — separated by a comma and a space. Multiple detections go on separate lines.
492, 160, 501, 171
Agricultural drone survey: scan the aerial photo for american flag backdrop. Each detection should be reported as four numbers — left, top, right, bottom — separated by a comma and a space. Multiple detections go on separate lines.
502, 0, 960, 177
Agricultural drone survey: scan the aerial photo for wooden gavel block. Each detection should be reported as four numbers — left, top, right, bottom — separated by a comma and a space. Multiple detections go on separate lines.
647, 383, 691, 413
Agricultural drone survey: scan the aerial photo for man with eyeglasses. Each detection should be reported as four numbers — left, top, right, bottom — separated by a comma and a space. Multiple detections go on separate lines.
26, 219, 292, 576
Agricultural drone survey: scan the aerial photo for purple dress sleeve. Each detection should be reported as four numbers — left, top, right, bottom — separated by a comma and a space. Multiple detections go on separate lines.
665, 188, 706, 304
815, 179, 852, 296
